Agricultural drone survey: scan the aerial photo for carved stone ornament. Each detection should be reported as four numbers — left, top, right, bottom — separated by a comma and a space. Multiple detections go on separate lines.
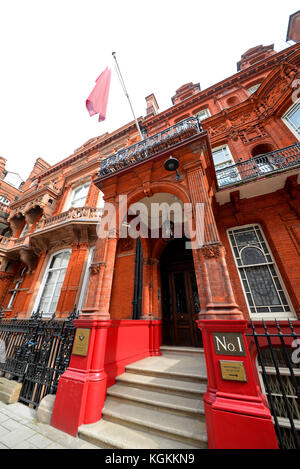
89, 261, 106, 275
200, 244, 221, 259
119, 237, 134, 252
143, 257, 159, 266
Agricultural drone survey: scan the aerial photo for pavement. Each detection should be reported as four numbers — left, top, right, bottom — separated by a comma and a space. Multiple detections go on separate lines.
0, 400, 101, 449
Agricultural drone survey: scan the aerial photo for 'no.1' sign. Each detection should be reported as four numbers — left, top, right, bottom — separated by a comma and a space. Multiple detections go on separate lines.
212, 332, 246, 357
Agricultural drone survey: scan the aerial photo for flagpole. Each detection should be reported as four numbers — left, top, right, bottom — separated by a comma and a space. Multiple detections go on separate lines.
112, 52, 144, 140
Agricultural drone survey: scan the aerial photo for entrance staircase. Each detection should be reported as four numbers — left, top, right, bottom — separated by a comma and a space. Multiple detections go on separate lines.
78, 346, 208, 449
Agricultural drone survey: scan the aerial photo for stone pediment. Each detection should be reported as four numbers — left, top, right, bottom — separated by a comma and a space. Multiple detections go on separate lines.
205, 59, 300, 141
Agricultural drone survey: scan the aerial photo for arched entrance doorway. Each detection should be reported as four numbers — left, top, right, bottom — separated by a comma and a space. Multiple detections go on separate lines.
160, 238, 202, 347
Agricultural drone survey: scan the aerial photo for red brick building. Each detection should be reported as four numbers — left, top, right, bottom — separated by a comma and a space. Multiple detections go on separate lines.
0, 11, 300, 449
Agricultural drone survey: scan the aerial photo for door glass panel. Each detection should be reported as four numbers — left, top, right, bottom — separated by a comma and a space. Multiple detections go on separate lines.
173, 272, 188, 317
189, 271, 200, 314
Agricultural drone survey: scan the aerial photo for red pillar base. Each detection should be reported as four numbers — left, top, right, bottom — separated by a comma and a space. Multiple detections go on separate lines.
198, 319, 279, 449
51, 318, 162, 436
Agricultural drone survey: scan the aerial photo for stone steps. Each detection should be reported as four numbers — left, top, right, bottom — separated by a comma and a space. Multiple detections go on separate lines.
107, 384, 205, 417
79, 419, 202, 450
115, 371, 206, 398
78, 347, 208, 449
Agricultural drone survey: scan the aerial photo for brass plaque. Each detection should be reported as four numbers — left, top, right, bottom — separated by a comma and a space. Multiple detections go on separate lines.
219, 360, 247, 382
73, 328, 91, 357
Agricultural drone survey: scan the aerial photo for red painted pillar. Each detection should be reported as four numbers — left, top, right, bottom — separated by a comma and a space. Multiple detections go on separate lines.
149, 320, 162, 356
198, 319, 279, 449
51, 316, 110, 436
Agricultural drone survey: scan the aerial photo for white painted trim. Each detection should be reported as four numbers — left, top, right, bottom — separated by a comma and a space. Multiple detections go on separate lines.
281, 101, 300, 141
32, 249, 71, 318
77, 246, 95, 312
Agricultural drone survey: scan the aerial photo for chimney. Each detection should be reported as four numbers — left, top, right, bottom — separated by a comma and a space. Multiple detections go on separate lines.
287, 11, 300, 43
171, 82, 201, 105
237, 45, 276, 71
145, 93, 159, 117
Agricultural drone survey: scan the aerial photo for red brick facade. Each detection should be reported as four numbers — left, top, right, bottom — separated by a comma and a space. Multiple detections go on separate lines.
0, 12, 299, 447
0, 26, 299, 331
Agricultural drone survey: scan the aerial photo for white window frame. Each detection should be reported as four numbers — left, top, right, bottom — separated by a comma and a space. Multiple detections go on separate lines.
32, 249, 71, 318
227, 224, 295, 320
194, 108, 211, 122
212, 144, 240, 187
97, 190, 105, 209
20, 223, 28, 238
0, 196, 10, 206
7, 266, 27, 309
77, 246, 95, 312
247, 83, 261, 95
7, 281, 21, 309
69, 182, 90, 209
282, 101, 300, 141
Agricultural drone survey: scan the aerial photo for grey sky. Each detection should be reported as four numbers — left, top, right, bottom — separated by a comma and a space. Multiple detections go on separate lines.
0, 1, 299, 181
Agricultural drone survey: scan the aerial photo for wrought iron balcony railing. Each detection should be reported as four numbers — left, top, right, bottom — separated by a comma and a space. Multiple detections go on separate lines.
216, 143, 300, 189
98, 116, 203, 178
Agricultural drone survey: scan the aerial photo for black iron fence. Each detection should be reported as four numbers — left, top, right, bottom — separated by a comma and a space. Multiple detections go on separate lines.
0, 309, 78, 407
246, 319, 300, 449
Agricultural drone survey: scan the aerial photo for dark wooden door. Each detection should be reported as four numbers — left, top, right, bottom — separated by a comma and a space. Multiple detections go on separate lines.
161, 238, 202, 347
162, 267, 202, 347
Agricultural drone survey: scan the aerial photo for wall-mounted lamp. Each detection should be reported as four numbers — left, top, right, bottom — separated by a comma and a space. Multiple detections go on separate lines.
164, 156, 183, 181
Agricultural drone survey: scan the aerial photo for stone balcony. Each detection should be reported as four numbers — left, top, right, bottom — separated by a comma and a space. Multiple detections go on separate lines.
33, 205, 103, 232
0, 206, 103, 270
8, 182, 61, 235
30, 206, 103, 252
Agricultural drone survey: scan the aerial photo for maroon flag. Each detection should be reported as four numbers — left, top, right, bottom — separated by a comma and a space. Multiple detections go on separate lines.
86, 67, 111, 121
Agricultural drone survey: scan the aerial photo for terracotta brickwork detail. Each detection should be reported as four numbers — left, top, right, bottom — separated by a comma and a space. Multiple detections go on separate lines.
0, 37, 298, 325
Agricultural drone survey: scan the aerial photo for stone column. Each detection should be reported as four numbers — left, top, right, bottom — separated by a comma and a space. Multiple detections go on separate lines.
186, 164, 243, 320
82, 198, 118, 319
141, 257, 159, 320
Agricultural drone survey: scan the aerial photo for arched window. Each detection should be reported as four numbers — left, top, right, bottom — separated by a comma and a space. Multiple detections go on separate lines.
227, 225, 295, 319
251, 143, 274, 157
33, 250, 71, 317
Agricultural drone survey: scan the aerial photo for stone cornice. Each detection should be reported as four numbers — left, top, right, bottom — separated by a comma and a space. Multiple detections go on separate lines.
142, 44, 300, 130
36, 120, 143, 181
201, 62, 300, 142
